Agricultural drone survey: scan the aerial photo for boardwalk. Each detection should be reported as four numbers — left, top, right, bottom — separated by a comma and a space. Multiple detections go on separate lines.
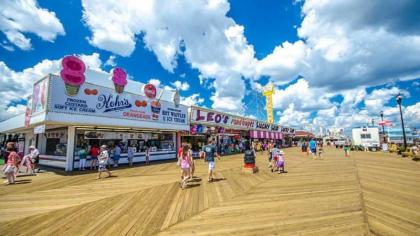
0, 147, 419, 235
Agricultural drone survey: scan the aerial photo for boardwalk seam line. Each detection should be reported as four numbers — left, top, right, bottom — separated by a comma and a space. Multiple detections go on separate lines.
353, 154, 372, 235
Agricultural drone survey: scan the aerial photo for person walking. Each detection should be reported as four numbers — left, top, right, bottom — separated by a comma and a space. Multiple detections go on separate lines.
113, 144, 121, 167
145, 145, 150, 165
127, 144, 135, 167
78, 145, 87, 170
20, 151, 34, 176
202, 138, 220, 182
179, 145, 192, 189
309, 139, 317, 159
97, 145, 112, 179
3, 142, 18, 185
344, 141, 350, 157
28, 146, 40, 173
90, 145, 99, 170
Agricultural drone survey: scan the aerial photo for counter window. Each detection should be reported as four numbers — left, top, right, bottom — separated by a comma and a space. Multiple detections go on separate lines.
45, 129, 67, 156
75, 129, 175, 154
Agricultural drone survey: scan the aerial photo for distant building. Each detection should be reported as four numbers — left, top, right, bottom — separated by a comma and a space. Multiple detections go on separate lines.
385, 127, 415, 144
323, 127, 347, 145
352, 126, 380, 148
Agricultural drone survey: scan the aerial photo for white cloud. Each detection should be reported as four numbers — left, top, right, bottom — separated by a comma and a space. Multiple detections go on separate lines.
171, 80, 190, 91
0, 0, 65, 50
80, 0, 420, 126
181, 94, 204, 106
148, 78, 161, 87
364, 87, 409, 114
0, 53, 103, 121
256, 41, 307, 82
277, 104, 311, 127
295, 0, 420, 90
81, 0, 258, 114
404, 102, 420, 127
273, 79, 332, 111
105, 55, 117, 67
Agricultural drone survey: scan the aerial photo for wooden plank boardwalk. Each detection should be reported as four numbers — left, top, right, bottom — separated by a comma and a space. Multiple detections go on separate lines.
0, 147, 419, 235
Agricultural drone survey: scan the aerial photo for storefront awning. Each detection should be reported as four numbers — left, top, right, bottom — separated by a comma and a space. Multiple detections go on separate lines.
249, 130, 283, 140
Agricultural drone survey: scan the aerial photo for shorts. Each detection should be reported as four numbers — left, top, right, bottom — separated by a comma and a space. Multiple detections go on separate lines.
98, 164, 107, 172
208, 161, 215, 171
3, 165, 15, 174
277, 161, 284, 168
113, 155, 120, 161
310, 148, 317, 154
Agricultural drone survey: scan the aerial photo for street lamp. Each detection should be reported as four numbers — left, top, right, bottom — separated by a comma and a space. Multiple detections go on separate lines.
396, 94, 407, 151
380, 111, 386, 143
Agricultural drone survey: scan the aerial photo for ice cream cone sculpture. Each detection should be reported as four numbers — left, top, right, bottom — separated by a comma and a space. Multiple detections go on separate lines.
112, 67, 127, 94
60, 56, 86, 96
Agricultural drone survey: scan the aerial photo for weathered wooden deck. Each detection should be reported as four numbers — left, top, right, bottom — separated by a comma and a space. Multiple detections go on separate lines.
0, 147, 419, 235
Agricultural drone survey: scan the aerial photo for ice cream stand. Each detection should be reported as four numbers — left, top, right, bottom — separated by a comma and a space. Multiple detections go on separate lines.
0, 56, 189, 171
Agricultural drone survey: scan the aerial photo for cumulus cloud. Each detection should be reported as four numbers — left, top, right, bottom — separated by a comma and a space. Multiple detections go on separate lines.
104, 55, 117, 67
148, 78, 161, 87
171, 80, 190, 91
81, 0, 259, 113
295, 0, 420, 90
273, 79, 332, 111
277, 104, 311, 127
0, 53, 103, 121
181, 94, 204, 106
0, 0, 65, 50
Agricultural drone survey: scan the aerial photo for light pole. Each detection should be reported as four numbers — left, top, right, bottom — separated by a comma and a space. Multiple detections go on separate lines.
380, 111, 386, 143
396, 94, 407, 151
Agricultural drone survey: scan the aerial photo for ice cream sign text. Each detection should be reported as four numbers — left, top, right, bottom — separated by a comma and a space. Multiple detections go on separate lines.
96, 94, 132, 112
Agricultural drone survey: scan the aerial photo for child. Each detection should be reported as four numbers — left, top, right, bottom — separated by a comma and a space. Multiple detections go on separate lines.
180, 145, 192, 189
276, 150, 285, 174
3, 143, 18, 185
318, 144, 323, 159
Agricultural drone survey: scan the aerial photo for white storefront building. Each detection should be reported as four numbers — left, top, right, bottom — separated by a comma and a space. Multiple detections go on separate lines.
0, 56, 189, 171
352, 126, 380, 149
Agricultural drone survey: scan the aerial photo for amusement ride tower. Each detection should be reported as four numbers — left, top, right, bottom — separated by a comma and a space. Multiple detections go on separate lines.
262, 83, 275, 123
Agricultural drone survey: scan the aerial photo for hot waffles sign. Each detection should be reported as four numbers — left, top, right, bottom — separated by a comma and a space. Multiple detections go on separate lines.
48, 75, 187, 125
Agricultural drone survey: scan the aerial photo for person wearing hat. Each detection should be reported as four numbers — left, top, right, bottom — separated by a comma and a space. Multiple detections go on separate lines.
97, 145, 112, 179
28, 145, 40, 173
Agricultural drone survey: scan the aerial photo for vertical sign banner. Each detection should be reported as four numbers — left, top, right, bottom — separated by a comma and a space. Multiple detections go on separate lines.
32, 78, 49, 114
24, 96, 33, 128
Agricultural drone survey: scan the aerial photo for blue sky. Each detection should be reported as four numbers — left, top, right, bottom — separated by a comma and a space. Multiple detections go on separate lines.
0, 0, 419, 133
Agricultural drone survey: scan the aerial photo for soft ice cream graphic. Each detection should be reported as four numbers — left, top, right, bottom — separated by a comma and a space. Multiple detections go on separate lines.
112, 67, 127, 94
60, 56, 86, 96
151, 100, 161, 120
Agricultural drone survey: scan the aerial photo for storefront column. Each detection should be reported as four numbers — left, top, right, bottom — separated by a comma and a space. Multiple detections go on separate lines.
176, 132, 181, 151
65, 126, 76, 171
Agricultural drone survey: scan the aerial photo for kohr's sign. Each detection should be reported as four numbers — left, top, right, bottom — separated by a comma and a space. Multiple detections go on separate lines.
48, 75, 188, 125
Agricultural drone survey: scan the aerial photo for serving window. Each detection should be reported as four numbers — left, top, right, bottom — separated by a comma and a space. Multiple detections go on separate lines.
75, 129, 175, 155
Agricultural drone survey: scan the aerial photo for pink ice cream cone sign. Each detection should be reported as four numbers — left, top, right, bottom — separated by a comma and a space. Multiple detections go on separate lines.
60, 56, 86, 96
112, 67, 128, 94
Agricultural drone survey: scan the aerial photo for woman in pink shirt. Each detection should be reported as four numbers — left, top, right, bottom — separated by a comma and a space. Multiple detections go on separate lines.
3, 142, 18, 185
